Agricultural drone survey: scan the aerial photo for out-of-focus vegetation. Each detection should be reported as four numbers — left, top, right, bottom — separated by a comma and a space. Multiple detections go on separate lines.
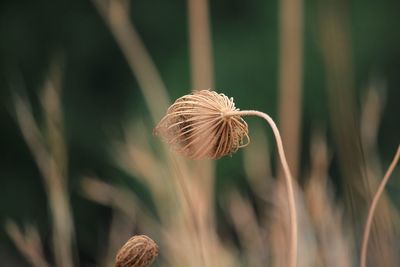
0, 0, 399, 266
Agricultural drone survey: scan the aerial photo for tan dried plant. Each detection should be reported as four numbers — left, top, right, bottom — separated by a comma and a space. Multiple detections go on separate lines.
154, 90, 250, 159
155, 89, 298, 267
115, 235, 159, 267
360, 145, 400, 267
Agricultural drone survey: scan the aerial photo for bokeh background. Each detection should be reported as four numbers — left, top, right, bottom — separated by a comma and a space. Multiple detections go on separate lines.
1, 0, 399, 266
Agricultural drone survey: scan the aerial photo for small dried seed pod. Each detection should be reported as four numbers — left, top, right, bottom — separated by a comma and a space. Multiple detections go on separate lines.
154, 90, 250, 159
115, 235, 159, 267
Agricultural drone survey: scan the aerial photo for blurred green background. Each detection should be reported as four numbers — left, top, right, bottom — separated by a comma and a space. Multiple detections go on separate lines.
0, 0, 399, 266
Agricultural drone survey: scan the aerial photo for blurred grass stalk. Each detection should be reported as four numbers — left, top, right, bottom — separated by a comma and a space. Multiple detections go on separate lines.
187, 1, 216, 266
91, 0, 170, 123
240, 124, 352, 267
360, 146, 400, 267
5, 221, 50, 267
304, 131, 352, 267
277, 0, 303, 180
11, 63, 76, 267
317, 1, 399, 266
187, 0, 214, 90
81, 177, 149, 267
273, 0, 304, 265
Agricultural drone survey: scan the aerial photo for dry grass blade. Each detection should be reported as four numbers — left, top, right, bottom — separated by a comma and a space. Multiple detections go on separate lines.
114, 122, 168, 205
225, 191, 266, 267
360, 78, 386, 150
360, 146, 400, 267
269, 178, 315, 267
13, 67, 75, 267
5, 221, 50, 267
91, 0, 170, 123
243, 123, 272, 202
277, 0, 304, 180
81, 177, 158, 229
317, 0, 371, 240
305, 131, 352, 267
186, 1, 217, 265
187, 0, 214, 89
358, 79, 399, 267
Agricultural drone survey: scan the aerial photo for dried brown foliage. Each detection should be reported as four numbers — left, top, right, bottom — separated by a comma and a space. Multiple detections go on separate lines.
154, 90, 249, 159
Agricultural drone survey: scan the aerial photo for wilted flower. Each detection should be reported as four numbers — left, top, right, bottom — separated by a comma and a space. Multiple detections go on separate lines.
154, 90, 249, 159
115, 235, 159, 267
155, 89, 299, 267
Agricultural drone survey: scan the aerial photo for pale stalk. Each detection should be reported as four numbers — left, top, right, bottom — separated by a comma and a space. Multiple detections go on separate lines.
92, 0, 170, 123
360, 145, 400, 267
187, 0, 214, 89
187, 0, 215, 264
278, 0, 303, 180
225, 109, 297, 267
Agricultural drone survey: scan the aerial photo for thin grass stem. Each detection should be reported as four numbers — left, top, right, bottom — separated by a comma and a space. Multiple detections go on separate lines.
91, 0, 170, 123
360, 145, 400, 267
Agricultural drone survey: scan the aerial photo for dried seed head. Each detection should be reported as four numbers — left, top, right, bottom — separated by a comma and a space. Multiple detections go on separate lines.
115, 235, 159, 267
154, 90, 249, 159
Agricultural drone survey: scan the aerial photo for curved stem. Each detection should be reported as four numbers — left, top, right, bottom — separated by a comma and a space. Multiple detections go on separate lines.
225, 109, 297, 267
360, 145, 400, 267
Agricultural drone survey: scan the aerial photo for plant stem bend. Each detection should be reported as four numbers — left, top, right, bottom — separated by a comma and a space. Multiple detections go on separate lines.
360, 145, 400, 267
225, 110, 298, 267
